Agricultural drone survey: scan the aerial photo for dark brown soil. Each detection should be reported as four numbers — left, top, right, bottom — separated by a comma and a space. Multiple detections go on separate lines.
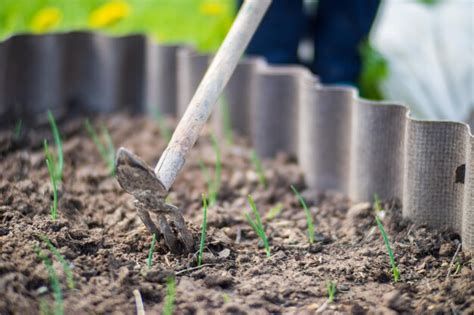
0, 114, 473, 315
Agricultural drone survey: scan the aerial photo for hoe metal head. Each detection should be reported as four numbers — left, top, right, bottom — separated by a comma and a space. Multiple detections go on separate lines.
115, 147, 194, 254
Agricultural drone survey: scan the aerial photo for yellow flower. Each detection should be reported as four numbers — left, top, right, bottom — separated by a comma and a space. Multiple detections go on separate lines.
89, 1, 131, 29
199, 2, 225, 16
30, 7, 62, 33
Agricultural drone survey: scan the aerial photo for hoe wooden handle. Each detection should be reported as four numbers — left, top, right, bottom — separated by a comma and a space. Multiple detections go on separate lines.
155, 0, 272, 190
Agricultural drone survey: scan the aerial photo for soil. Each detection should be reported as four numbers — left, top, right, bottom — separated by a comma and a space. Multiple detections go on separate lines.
0, 114, 473, 315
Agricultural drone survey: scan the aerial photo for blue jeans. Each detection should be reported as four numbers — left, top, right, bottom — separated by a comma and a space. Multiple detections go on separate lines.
242, 0, 381, 85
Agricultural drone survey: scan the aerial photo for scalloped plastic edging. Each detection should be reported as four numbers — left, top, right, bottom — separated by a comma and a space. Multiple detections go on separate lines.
0, 32, 472, 252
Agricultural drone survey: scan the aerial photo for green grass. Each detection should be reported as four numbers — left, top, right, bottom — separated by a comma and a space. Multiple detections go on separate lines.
0, 0, 235, 52
219, 95, 233, 145
35, 246, 64, 315
375, 215, 400, 282
199, 134, 221, 206
13, 119, 22, 139
250, 150, 266, 188
373, 193, 382, 213
291, 185, 315, 244
84, 119, 115, 175
198, 193, 208, 267
151, 106, 172, 142
44, 140, 59, 220
163, 276, 176, 315
326, 281, 336, 303
147, 233, 157, 268
245, 195, 270, 257
265, 203, 283, 221
40, 235, 74, 289
46, 110, 64, 182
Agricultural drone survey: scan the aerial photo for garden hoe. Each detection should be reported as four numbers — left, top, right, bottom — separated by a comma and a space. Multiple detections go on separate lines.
115, 0, 271, 254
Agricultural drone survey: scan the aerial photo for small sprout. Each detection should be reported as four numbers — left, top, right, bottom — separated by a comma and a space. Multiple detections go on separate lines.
250, 150, 266, 188
13, 119, 22, 140
47, 110, 64, 182
147, 233, 157, 268
40, 235, 74, 289
291, 185, 315, 244
198, 194, 208, 267
84, 119, 115, 175
265, 203, 283, 221
220, 95, 233, 145
163, 276, 176, 315
375, 215, 400, 282
44, 140, 58, 220
198, 133, 221, 206
245, 195, 270, 257
454, 258, 462, 275
222, 293, 231, 304
373, 193, 383, 213
151, 106, 172, 142
35, 247, 64, 315
326, 281, 337, 303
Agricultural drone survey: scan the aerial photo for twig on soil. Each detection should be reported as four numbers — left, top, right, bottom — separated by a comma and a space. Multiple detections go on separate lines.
47, 110, 64, 182
198, 194, 208, 266
35, 246, 64, 315
40, 235, 74, 289
375, 215, 400, 282
175, 263, 217, 275
84, 119, 116, 175
245, 195, 271, 257
291, 185, 315, 244
147, 233, 157, 268
446, 242, 462, 281
163, 276, 176, 315
250, 150, 266, 188
133, 289, 146, 315
44, 140, 59, 220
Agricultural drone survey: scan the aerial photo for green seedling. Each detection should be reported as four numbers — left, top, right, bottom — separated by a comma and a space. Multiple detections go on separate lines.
326, 281, 337, 303
84, 119, 115, 175
219, 95, 233, 145
375, 215, 400, 282
40, 235, 74, 289
147, 233, 157, 268
222, 293, 231, 304
151, 106, 172, 142
198, 194, 208, 266
198, 133, 221, 206
163, 276, 176, 315
44, 140, 58, 220
46, 110, 64, 182
373, 193, 383, 212
265, 203, 283, 221
291, 185, 315, 244
13, 119, 22, 140
245, 195, 270, 257
35, 247, 64, 315
250, 150, 266, 188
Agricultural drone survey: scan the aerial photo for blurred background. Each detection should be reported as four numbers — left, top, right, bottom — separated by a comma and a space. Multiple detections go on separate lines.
0, 0, 472, 125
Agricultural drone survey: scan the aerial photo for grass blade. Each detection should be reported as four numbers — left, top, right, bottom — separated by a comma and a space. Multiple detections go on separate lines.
85, 119, 115, 175
163, 276, 176, 315
40, 235, 74, 289
245, 195, 270, 257
35, 247, 64, 315
147, 233, 157, 268
326, 281, 337, 303
47, 110, 63, 182
266, 203, 283, 221
13, 119, 22, 140
198, 194, 208, 266
44, 141, 58, 221
375, 215, 400, 282
291, 185, 315, 244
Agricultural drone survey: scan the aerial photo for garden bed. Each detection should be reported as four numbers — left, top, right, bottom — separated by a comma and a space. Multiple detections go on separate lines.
0, 114, 472, 314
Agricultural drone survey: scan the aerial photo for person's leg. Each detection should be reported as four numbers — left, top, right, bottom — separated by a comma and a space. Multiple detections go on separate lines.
312, 0, 381, 85
242, 0, 305, 65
